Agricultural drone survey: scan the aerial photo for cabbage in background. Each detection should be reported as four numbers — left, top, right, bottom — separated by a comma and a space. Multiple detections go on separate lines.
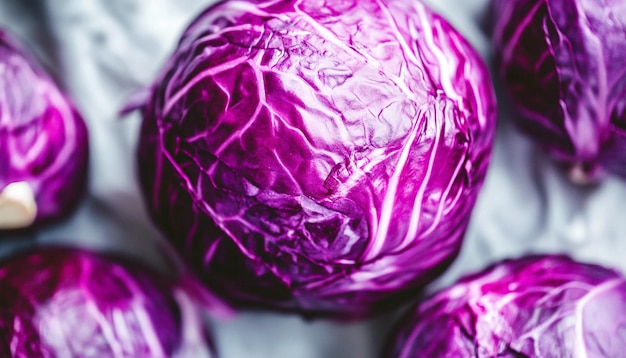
492, 0, 626, 182
383, 255, 626, 357
138, 0, 496, 317
0, 30, 89, 231
0, 247, 216, 358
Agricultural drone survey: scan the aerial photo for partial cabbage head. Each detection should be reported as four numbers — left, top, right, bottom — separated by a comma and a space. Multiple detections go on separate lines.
0, 30, 89, 231
492, 0, 626, 182
0, 247, 216, 357
138, 0, 496, 318
383, 255, 626, 357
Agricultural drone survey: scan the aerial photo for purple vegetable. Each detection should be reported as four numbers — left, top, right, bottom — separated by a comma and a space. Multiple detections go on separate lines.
138, 0, 496, 317
383, 255, 626, 357
492, 0, 626, 182
0, 30, 89, 231
0, 247, 216, 357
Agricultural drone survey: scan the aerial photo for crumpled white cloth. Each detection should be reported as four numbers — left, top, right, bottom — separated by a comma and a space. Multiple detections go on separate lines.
3, 0, 626, 357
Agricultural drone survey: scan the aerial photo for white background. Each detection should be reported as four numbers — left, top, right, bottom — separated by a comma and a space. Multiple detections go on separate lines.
2, 0, 626, 357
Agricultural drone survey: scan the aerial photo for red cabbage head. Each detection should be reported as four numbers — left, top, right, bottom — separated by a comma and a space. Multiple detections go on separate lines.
383, 255, 626, 357
0, 247, 216, 357
138, 0, 496, 318
492, 0, 626, 182
0, 30, 89, 231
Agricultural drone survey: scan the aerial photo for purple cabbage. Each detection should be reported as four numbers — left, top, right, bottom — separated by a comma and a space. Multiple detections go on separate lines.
138, 0, 496, 317
383, 255, 626, 357
0, 247, 216, 357
492, 0, 626, 182
0, 30, 89, 231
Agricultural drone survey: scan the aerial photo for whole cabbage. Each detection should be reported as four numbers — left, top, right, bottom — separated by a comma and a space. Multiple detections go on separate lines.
138, 0, 496, 317
0, 30, 89, 231
383, 255, 626, 357
0, 247, 216, 358
492, 0, 626, 182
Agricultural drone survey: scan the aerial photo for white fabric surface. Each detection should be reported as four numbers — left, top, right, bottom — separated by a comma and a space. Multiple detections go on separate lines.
3, 0, 626, 357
